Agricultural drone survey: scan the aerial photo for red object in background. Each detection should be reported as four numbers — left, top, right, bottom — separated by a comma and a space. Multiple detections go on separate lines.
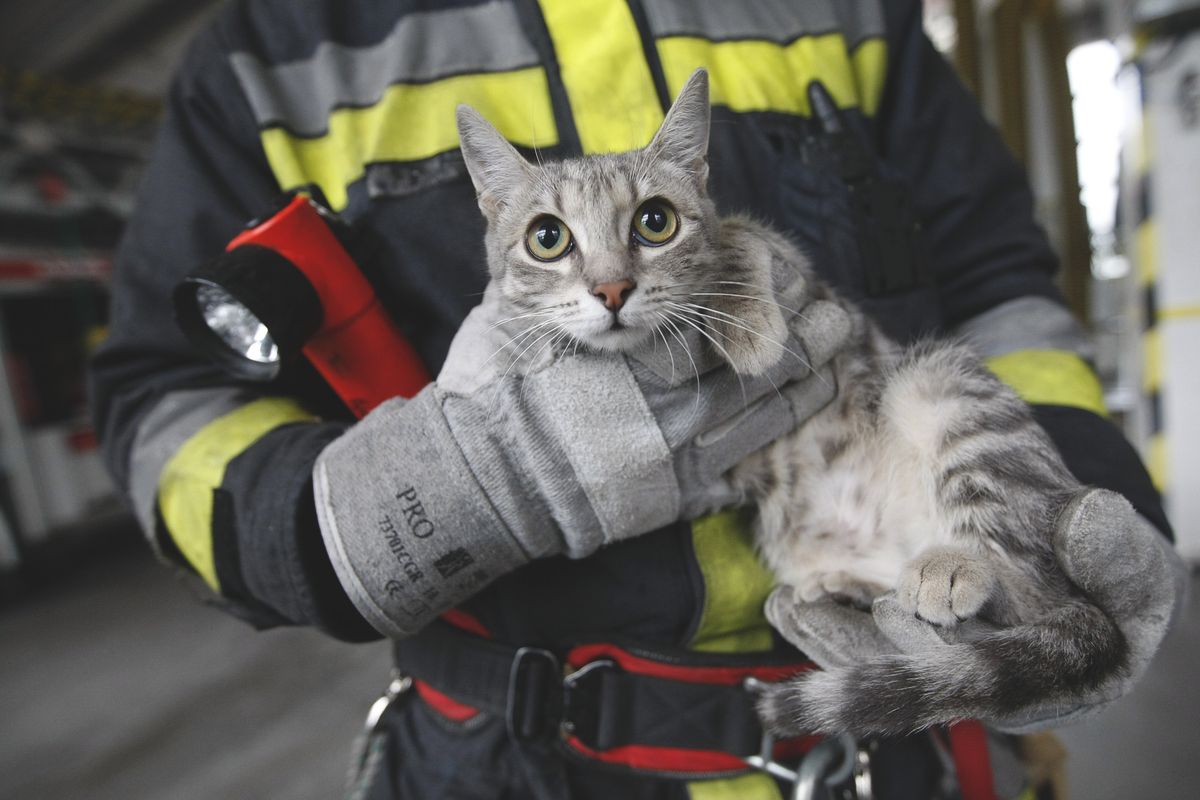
35, 172, 69, 204
226, 196, 430, 418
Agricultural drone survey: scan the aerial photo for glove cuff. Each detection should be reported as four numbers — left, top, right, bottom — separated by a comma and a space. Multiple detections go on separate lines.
313, 389, 531, 638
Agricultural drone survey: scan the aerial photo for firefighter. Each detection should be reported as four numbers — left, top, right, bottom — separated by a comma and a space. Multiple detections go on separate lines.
90, 1, 1183, 798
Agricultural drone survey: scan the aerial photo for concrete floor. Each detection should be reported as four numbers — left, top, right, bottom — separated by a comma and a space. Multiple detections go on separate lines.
0, 538, 392, 800
1, 533, 1197, 799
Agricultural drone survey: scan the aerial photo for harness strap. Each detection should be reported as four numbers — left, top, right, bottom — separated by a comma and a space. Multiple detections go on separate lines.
394, 622, 1004, 794
392, 621, 817, 778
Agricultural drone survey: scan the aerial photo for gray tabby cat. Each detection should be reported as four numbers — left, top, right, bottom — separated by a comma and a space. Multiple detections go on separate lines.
454, 69, 1127, 736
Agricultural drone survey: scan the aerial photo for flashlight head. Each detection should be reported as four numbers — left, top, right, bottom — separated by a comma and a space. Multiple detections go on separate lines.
174, 245, 323, 381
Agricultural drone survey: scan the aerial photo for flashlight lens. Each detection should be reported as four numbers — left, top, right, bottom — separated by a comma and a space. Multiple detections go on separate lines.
196, 283, 280, 364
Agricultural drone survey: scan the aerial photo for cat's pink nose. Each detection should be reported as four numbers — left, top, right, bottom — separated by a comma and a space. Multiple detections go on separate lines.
592, 280, 636, 311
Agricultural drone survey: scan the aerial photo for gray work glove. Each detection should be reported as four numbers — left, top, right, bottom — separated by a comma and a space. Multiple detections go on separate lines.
763, 488, 1187, 733
314, 283, 851, 639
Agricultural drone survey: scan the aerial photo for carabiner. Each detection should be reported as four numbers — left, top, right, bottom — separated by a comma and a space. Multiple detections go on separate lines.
742, 677, 864, 800
792, 734, 858, 800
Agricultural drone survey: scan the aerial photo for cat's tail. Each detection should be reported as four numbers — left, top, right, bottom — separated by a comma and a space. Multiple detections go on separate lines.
758, 599, 1128, 736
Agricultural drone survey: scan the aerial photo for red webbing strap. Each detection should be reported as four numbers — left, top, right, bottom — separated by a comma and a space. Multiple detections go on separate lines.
948, 721, 998, 800
565, 642, 816, 684
440, 608, 490, 637
565, 737, 751, 773
411, 629, 820, 777
562, 642, 817, 774
412, 609, 490, 722
564, 735, 822, 774
413, 681, 480, 722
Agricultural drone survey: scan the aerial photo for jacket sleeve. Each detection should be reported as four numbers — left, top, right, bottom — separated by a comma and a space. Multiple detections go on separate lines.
876, 0, 1172, 539
89, 21, 378, 640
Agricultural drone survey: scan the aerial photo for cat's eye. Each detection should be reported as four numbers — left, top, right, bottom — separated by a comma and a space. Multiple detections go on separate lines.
632, 200, 679, 246
526, 216, 573, 261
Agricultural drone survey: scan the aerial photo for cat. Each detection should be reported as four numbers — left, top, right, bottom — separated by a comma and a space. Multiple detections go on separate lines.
453, 68, 1128, 736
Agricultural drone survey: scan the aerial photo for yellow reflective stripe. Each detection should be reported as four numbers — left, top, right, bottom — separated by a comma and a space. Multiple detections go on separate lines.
1143, 328, 1162, 393
984, 349, 1108, 418
1160, 303, 1200, 321
1147, 433, 1168, 492
260, 68, 557, 210
658, 35, 887, 117
536, 0, 663, 153
689, 510, 776, 653
1136, 104, 1152, 174
851, 39, 888, 116
687, 772, 783, 800
158, 398, 316, 590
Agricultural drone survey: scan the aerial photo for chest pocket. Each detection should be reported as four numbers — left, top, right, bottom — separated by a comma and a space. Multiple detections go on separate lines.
641, 1, 942, 340
768, 104, 943, 343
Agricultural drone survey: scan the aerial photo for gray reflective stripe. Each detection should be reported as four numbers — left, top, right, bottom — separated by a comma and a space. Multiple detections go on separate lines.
953, 296, 1095, 361
229, 0, 539, 136
640, 0, 884, 48
127, 388, 260, 547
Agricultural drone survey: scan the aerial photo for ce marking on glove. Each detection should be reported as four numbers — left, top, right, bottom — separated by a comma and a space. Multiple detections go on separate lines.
382, 580, 435, 621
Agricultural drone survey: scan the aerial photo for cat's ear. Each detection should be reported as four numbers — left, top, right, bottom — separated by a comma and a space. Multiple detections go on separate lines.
456, 105, 531, 214
647, 68, 710, 185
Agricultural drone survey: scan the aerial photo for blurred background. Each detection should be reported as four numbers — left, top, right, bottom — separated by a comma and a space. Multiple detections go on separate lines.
0, 0, 1196, 798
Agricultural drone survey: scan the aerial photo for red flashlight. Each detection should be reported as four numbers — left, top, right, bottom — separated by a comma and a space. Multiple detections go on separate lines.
174, 195, 430, 418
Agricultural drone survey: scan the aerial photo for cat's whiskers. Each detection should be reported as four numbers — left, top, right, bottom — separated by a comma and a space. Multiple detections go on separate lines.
488, 317, 570, 411
649, 311, 677, 385
481, 314, 569, 369
657, 313, 703, 405
660, 307, 749, 409
664, 300, 817, 375
505, 317, 568, 372
661, 281, 812, 322
485, 306, 562, 331
522, 328, 573, 404
533, 168, 561, 208
690, 293, 812, 324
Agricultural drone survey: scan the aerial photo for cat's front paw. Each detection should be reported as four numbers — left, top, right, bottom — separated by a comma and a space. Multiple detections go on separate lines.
702, 292, 788, 376
897, 547, 997, 626
714, 320, 785, 377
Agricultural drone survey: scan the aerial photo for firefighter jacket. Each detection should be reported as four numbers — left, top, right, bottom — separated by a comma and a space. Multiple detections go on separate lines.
92, 0, 1170, 668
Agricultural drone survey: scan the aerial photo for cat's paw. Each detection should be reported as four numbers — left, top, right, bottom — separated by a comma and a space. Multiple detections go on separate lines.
897, 548, 997, 626
704, 295, 788, 376
714, 320, 785, 377
795, 570, 886, 611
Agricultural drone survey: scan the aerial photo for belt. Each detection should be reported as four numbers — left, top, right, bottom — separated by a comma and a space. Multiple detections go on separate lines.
392, 618, 818, 779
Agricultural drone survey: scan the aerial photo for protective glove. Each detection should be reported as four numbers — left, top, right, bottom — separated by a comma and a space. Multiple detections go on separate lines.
314, 281, 851, 639
763, 488, 1187, 733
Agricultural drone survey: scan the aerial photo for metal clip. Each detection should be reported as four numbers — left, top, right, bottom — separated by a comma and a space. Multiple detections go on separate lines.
744, 727, 800, 785
792, 734, 858, 800
852, 741, 874, 800
363, 670, 413, 736
742, 677, 861, 800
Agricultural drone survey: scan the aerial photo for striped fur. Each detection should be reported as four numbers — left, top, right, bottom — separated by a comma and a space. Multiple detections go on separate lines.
736, 323, 1129, 734
459, 69, 1129, 736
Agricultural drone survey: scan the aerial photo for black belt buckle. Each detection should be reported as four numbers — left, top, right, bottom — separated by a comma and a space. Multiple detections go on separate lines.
506, 646, 561, 742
